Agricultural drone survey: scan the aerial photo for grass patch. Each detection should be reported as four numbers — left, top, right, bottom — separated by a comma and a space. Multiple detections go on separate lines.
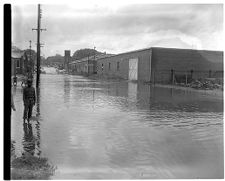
11, 141, 56, 180
11, 154, 56, 180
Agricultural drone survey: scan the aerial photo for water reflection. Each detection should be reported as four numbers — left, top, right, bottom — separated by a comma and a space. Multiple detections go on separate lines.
128, 82, 137, 101
64, 77, 71, 104
92, 83, 96, 110
103, 81, 223, 113
22, 123, 35, 155
12, 85, 17, 95
11, 74, 223, 179
35, 121, 41, 156
35, 86, 41, 156
36, 87, 40, 117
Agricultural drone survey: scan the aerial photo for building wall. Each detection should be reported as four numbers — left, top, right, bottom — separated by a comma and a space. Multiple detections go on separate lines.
93, 60, 97, 73
97, 49, 152, 81
151, 48, 223, 83
77, 61, 87, 74
96, 47, 223, 83
151, 48, 223, 71
97, 55, 129, 79
69, 60, 95, 75
11, 59, 16, 76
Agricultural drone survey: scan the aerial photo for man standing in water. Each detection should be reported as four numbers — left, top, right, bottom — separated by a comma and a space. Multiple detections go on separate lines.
23, 79, 36, 123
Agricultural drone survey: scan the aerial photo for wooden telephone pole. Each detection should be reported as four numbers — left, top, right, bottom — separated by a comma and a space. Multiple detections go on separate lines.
32, 4, 46, 87
29, 40, 32, 73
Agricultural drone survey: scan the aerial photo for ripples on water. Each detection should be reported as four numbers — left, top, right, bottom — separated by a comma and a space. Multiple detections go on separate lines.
11, 74, 223, 179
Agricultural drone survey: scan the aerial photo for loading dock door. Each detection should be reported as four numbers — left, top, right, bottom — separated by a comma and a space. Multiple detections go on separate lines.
129, 58, 138, 81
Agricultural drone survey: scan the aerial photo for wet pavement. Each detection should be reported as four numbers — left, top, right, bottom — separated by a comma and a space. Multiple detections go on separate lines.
11, 69, 223, 179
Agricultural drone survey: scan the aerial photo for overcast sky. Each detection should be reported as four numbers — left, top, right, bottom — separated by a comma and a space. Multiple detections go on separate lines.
12, 3, 223, 57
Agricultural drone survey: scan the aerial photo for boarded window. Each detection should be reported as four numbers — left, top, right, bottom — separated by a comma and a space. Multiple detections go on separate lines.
117, 62, 119, 71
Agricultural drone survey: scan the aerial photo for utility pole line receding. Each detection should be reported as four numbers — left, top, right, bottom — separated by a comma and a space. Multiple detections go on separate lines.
32, 4, 46, 87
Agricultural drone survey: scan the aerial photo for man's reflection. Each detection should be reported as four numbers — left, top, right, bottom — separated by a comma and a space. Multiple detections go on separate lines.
22, 123, 35, 155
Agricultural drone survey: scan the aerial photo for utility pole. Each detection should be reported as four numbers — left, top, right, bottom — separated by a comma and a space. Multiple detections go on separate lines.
94, 46, 96, 73
32, 4, 46, 87
29, 40, 32, 74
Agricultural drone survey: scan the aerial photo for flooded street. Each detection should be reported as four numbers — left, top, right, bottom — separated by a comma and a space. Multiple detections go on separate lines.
11, 70, 223, 179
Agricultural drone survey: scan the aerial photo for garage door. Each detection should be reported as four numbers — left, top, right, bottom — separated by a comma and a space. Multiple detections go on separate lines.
129, 58, 138, 81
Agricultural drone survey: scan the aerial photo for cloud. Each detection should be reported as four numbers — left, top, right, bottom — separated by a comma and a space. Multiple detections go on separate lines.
12, 4, 223, 57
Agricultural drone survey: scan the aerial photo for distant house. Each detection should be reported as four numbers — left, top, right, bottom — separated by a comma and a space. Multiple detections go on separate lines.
11, 46, 26, 76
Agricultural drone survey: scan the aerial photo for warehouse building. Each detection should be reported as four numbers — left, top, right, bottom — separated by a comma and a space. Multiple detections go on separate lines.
96, 47, 223, 83
68, 56, 94, 75
68, 53, 113, 75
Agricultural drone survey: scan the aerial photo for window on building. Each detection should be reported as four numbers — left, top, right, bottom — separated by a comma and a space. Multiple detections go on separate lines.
117, 62, 119, 71
102, 63, 104, 71
109, 63, 111, 70
16, 59, 20, 68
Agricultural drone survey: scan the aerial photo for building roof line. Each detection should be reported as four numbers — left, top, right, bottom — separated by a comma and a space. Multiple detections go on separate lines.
96, 47, 152, 60
96, 46, 223, 61
69, 53, 114, 65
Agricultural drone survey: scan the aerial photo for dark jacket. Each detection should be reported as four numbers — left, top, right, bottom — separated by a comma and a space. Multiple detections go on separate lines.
23, 86, 36, 105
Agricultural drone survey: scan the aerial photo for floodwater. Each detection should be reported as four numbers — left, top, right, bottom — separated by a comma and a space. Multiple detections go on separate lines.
11, 69, 223, 179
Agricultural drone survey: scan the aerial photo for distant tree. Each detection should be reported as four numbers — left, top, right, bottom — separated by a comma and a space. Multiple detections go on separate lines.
45, 55, 64, 66
24, 49, 37, 65
55, 53, 62, 57
72, 48, 102, 60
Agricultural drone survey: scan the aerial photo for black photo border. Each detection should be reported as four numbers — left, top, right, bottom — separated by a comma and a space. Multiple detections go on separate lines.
4, 4, 12, 180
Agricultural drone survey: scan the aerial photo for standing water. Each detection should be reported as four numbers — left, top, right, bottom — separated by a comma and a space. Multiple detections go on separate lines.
11, 69, 223, 179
